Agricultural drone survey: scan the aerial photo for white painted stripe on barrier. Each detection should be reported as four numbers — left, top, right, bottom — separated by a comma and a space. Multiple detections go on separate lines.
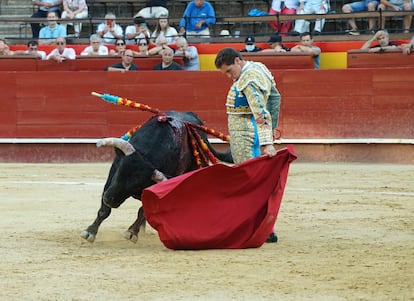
5, 180, 103, 186
286, 187, 414, 197
4, 179, 413, 196
0, 138, 413, 144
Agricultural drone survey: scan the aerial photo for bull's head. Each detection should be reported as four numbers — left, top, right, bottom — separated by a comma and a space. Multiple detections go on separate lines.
97, 138, 166, 208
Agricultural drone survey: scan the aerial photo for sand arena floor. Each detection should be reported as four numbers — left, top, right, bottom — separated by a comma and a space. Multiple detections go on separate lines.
0, 162, 413, 301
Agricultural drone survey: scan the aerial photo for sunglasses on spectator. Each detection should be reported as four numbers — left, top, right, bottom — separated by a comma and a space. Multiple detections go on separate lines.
116, 42, 125, 46
139, 42, 147, 46
29, 47, 37, 50
56, 42, 65, 45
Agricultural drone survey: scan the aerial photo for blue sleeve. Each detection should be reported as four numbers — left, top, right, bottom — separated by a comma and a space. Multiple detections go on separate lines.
205, 2, 216, 25
179, 3, 193, 28
39, 29, 45, 39
60, 25, 67, 38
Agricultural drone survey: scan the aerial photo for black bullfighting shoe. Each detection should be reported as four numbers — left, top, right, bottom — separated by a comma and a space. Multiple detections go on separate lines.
266, 232, 278, 243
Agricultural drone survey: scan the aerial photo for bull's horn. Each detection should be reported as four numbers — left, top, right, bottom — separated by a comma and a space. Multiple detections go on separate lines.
151, 169, 168, 183
96, 138, 136, 156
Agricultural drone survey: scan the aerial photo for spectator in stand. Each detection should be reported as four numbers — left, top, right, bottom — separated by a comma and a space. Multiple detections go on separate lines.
400, 36, 414, 54
151, 14, 178, 44
0, 37, 14, 56
290, 0, 329, 35
38, 11, 67, 45
360, 29, 399, 52
109, 38, 127, 56
268, 0, 300, 35
96, 12, 124, 44
148, 36, 169, 55
179, 0, 216, 38
378, 0, 412, 33
153, 47, 183, 70
80, 34, 109, 56
61, 0, 88, 38
240, 36, 263, 52
13, 40, 47, 59
262, 33, 291, 53
104, 49, 138, 72
342, 0, 379, 36
134, 0, 169, 19
125, 16, 152, 45
46, 37, 76, 61
31, 0, 63, 39
174, 36, 200, 70
291, 32, 321, 68
136, 37, 150, 56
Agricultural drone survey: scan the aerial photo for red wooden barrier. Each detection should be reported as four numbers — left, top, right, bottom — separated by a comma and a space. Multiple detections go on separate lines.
0, 56, 183, 71
0, 69, 413, 139
241, 53, 314, 69
347, 50, 414, 68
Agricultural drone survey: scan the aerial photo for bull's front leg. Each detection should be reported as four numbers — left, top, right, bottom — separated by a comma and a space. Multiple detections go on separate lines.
80, 199, 112, 243
123, 206, 146, 243
123, 169, 166, 243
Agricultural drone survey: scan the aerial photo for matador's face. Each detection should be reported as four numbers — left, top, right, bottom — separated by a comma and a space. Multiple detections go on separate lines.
219, 57, 244, 81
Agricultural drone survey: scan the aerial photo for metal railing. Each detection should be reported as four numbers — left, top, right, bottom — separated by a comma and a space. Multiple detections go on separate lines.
0, 10, 412, 42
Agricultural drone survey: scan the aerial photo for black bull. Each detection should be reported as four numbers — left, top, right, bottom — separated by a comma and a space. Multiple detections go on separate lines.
80, 111, 233, 243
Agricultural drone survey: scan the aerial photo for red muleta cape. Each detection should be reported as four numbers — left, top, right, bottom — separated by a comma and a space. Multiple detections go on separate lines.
142, 145, 297, 250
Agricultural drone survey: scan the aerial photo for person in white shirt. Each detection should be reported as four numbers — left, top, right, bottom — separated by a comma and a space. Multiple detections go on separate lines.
134, 0, 169, 19
291, 0, 330, 35
150, 14, 178, 44
80, 34, 109, 56
46, 37, 76, 61
61, 0, 89, 37
96, 12, 124, 44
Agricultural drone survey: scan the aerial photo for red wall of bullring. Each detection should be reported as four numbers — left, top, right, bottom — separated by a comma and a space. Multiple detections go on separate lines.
0, 68, 413, 163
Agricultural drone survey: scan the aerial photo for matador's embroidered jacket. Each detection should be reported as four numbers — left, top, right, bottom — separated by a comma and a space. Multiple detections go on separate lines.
226, 61, 281, 146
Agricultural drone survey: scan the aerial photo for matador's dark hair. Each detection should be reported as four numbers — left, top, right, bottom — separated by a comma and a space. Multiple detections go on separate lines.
214, 48, 243, 68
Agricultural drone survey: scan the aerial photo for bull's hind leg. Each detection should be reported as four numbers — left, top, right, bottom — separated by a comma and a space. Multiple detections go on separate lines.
123, 206, 146, 243
80, 200, 112, 243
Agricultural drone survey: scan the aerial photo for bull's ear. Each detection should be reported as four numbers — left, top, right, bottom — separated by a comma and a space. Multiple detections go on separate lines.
96, 138, 136, 156
151, 169, 168, 183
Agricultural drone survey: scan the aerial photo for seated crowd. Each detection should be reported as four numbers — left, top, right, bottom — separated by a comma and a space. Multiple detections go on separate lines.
0, 0, 413, 71
28, 0, 412, 41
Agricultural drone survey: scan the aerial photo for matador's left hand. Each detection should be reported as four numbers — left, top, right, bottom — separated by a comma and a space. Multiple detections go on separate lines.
262, 145, 277, 157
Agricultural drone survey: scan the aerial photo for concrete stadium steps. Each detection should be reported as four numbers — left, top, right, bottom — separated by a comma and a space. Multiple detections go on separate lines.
0, 0, 33, 38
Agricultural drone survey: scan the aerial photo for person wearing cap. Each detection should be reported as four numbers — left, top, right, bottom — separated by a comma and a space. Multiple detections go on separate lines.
261, 33, 290, 53
125, 16, 152, 45
96, 12, 124, 44
291, 31, 321, 69
240, 36, 262, 53
214, 47, 281, 243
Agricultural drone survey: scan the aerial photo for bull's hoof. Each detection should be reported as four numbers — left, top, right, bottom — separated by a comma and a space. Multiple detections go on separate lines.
123, 230, 138, 243
266, 232, 278, 243
80, 230, 96, 243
